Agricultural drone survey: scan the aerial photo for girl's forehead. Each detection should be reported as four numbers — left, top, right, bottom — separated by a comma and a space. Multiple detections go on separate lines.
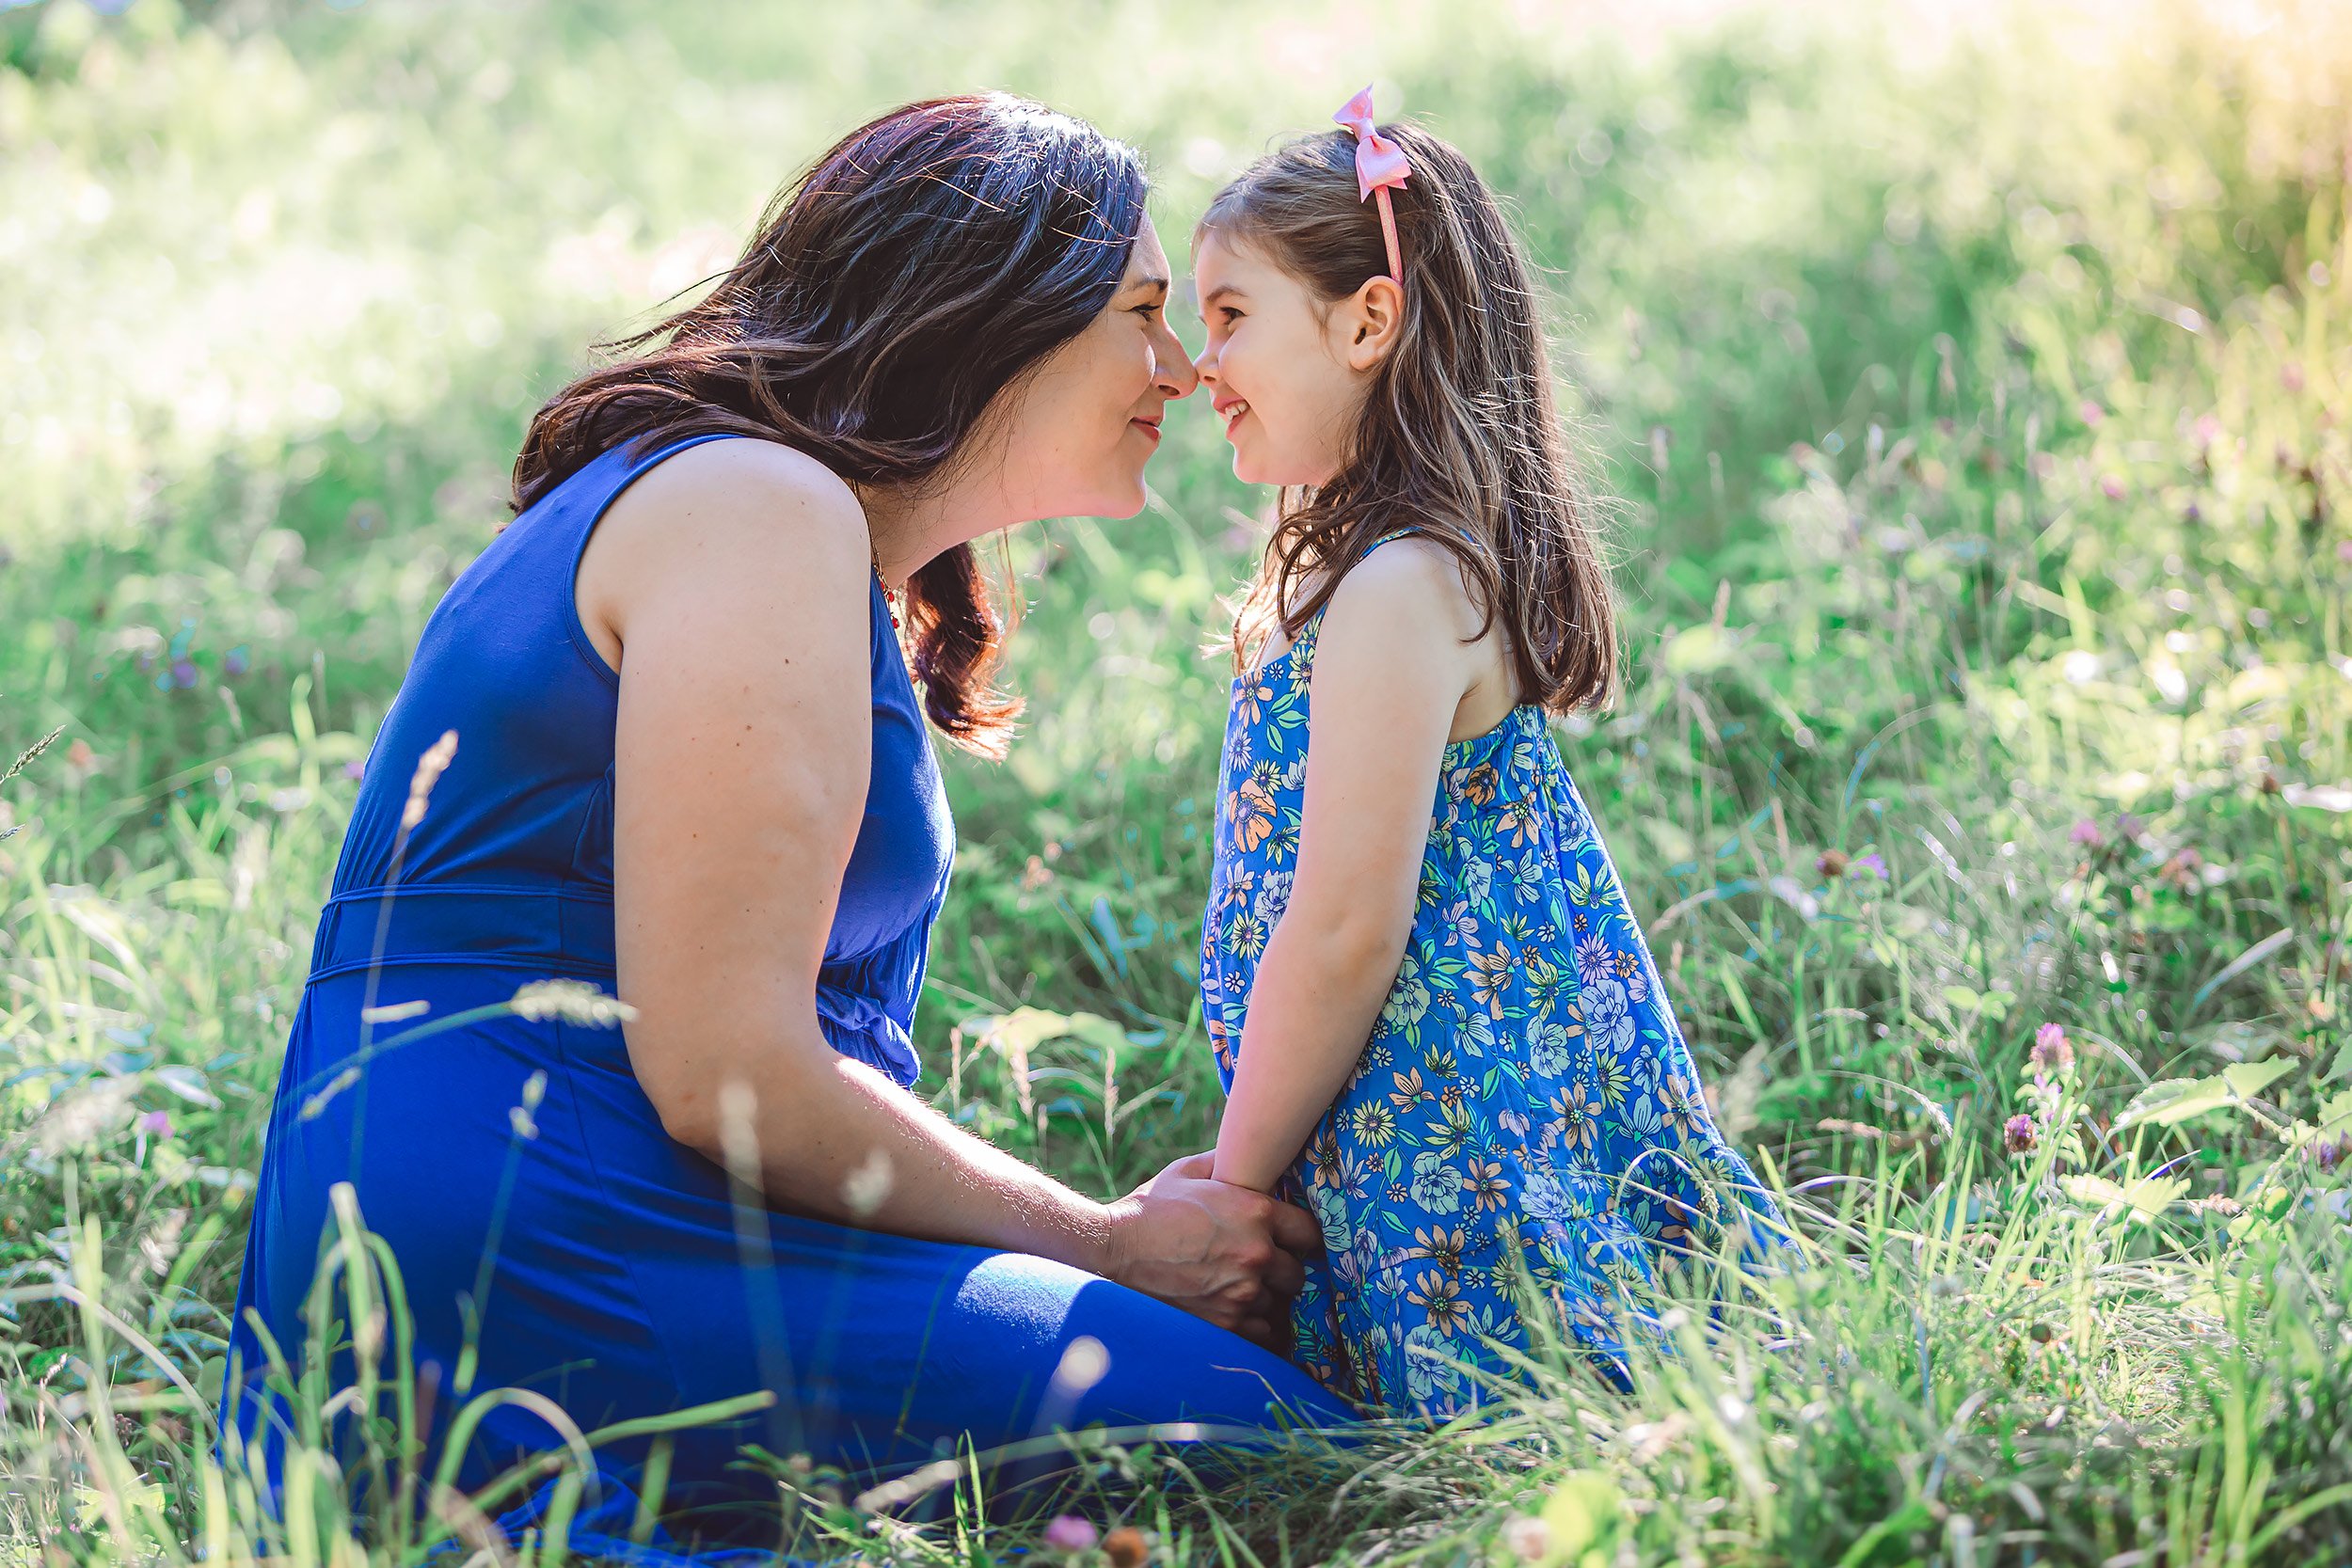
1193, 229, 1267, 283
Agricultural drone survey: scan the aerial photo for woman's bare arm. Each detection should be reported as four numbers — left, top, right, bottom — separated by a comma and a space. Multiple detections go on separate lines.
586, 439, 1313, 1342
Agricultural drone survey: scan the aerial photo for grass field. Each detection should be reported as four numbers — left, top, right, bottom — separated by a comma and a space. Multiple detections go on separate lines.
4, 0, 2351, 1561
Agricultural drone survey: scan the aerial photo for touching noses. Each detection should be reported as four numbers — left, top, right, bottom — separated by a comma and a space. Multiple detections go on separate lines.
1152, 319, 1200, 400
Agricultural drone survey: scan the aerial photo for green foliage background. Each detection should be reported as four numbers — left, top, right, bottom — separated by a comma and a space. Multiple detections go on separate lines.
3, 0, 2351, 1561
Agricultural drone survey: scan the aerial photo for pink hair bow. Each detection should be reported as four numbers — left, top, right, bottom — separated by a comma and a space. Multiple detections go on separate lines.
1333, 85, 1410, 282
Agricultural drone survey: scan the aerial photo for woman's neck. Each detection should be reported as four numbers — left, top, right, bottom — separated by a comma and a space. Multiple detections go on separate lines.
855, 447, 1025, 590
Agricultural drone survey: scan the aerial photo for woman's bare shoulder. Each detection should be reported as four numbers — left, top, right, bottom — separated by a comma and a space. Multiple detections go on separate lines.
580, 437, 870, 662
602, 436, 866, 555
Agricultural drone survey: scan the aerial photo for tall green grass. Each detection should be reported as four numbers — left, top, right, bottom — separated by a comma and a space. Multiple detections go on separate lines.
3, 0, 2349, 1560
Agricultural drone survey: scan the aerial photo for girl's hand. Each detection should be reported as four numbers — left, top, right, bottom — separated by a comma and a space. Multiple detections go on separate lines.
1102, 1150, 1319, 1351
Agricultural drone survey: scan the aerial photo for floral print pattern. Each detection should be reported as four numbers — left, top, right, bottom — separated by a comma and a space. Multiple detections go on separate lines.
1200, 556, 1788, 1420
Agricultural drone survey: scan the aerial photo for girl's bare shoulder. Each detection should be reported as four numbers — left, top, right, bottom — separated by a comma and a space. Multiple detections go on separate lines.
1327, 531, 1490, 644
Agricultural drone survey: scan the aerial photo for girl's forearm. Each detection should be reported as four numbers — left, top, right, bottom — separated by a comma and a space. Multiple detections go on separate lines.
1214, 912, 1406, 1193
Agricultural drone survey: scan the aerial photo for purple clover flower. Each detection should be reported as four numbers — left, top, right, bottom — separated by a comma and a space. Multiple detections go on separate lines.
2031, 1022, 2074, 1075
1043, 1516, 1099, 1552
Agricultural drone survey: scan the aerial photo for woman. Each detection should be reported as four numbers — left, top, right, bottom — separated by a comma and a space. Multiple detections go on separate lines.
222, 95, 1351, 1525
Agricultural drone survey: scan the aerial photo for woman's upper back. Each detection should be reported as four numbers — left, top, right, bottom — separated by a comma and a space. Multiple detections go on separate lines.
326, 434, 953, 1085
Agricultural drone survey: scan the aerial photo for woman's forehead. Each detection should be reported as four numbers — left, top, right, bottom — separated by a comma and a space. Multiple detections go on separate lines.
1123, 216, 1170, 281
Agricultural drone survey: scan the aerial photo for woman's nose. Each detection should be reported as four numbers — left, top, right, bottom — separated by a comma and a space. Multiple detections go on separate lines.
1155, 325, 1200, 399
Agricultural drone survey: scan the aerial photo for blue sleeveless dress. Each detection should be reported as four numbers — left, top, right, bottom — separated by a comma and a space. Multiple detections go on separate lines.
221, 434, 1350, 1528
1199, 535, 1788, 1420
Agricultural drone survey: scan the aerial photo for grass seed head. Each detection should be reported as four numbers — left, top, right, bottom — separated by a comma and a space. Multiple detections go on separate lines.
508, 979, 637, 1026
401, 729, 459, 830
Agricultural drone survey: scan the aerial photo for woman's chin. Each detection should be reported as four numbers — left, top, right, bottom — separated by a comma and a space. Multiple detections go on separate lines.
1095, 474, 1151, 520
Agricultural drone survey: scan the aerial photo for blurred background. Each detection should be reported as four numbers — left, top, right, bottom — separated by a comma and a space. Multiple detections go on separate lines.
2, 0, 2349, 1558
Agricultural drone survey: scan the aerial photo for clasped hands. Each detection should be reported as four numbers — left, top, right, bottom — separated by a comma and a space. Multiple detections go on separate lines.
1099, 1149, 1322, 1354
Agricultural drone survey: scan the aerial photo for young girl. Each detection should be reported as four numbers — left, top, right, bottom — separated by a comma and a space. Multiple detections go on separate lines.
1194, 95, 1787, 1419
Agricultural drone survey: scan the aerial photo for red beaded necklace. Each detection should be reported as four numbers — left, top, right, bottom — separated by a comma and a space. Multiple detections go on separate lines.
871, 554, 902, 629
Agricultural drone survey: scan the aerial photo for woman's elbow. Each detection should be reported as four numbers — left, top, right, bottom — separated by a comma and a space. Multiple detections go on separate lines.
629, 1021, 824, 1167
642, 1073, 724, 1158
627, 1023, 738, 1158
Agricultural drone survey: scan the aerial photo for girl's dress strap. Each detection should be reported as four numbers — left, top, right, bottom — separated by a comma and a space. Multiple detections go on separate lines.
1361, 527, 1423, 554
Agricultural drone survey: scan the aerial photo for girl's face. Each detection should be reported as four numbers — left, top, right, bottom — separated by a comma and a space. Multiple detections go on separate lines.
1191, 230, 1377, 488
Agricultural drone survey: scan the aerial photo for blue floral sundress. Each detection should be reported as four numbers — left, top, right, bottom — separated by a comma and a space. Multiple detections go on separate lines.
1200, 541, 1788, 1420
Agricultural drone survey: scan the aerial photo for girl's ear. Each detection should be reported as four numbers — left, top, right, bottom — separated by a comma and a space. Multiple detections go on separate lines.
1340, 275, 1404, 372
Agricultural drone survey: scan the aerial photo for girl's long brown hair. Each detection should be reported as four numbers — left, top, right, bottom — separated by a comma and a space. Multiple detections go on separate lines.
1200, 125, 1618, 713
512, 95, 1150, 755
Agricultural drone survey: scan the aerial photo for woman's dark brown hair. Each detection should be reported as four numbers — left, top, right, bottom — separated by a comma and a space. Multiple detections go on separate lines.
514, 94, 1150, 755
1200, 125, 1618, 713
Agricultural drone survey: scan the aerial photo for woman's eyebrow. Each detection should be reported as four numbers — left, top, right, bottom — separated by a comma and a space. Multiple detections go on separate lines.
1125, 273, 1171, 298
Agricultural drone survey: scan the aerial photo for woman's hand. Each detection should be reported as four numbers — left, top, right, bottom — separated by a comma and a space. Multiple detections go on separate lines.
1101, 1151, 1320, 1351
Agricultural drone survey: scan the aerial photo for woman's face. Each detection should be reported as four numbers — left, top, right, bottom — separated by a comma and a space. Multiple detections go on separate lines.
992, 217, 1198, 520
1190, 229, 1367, 488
